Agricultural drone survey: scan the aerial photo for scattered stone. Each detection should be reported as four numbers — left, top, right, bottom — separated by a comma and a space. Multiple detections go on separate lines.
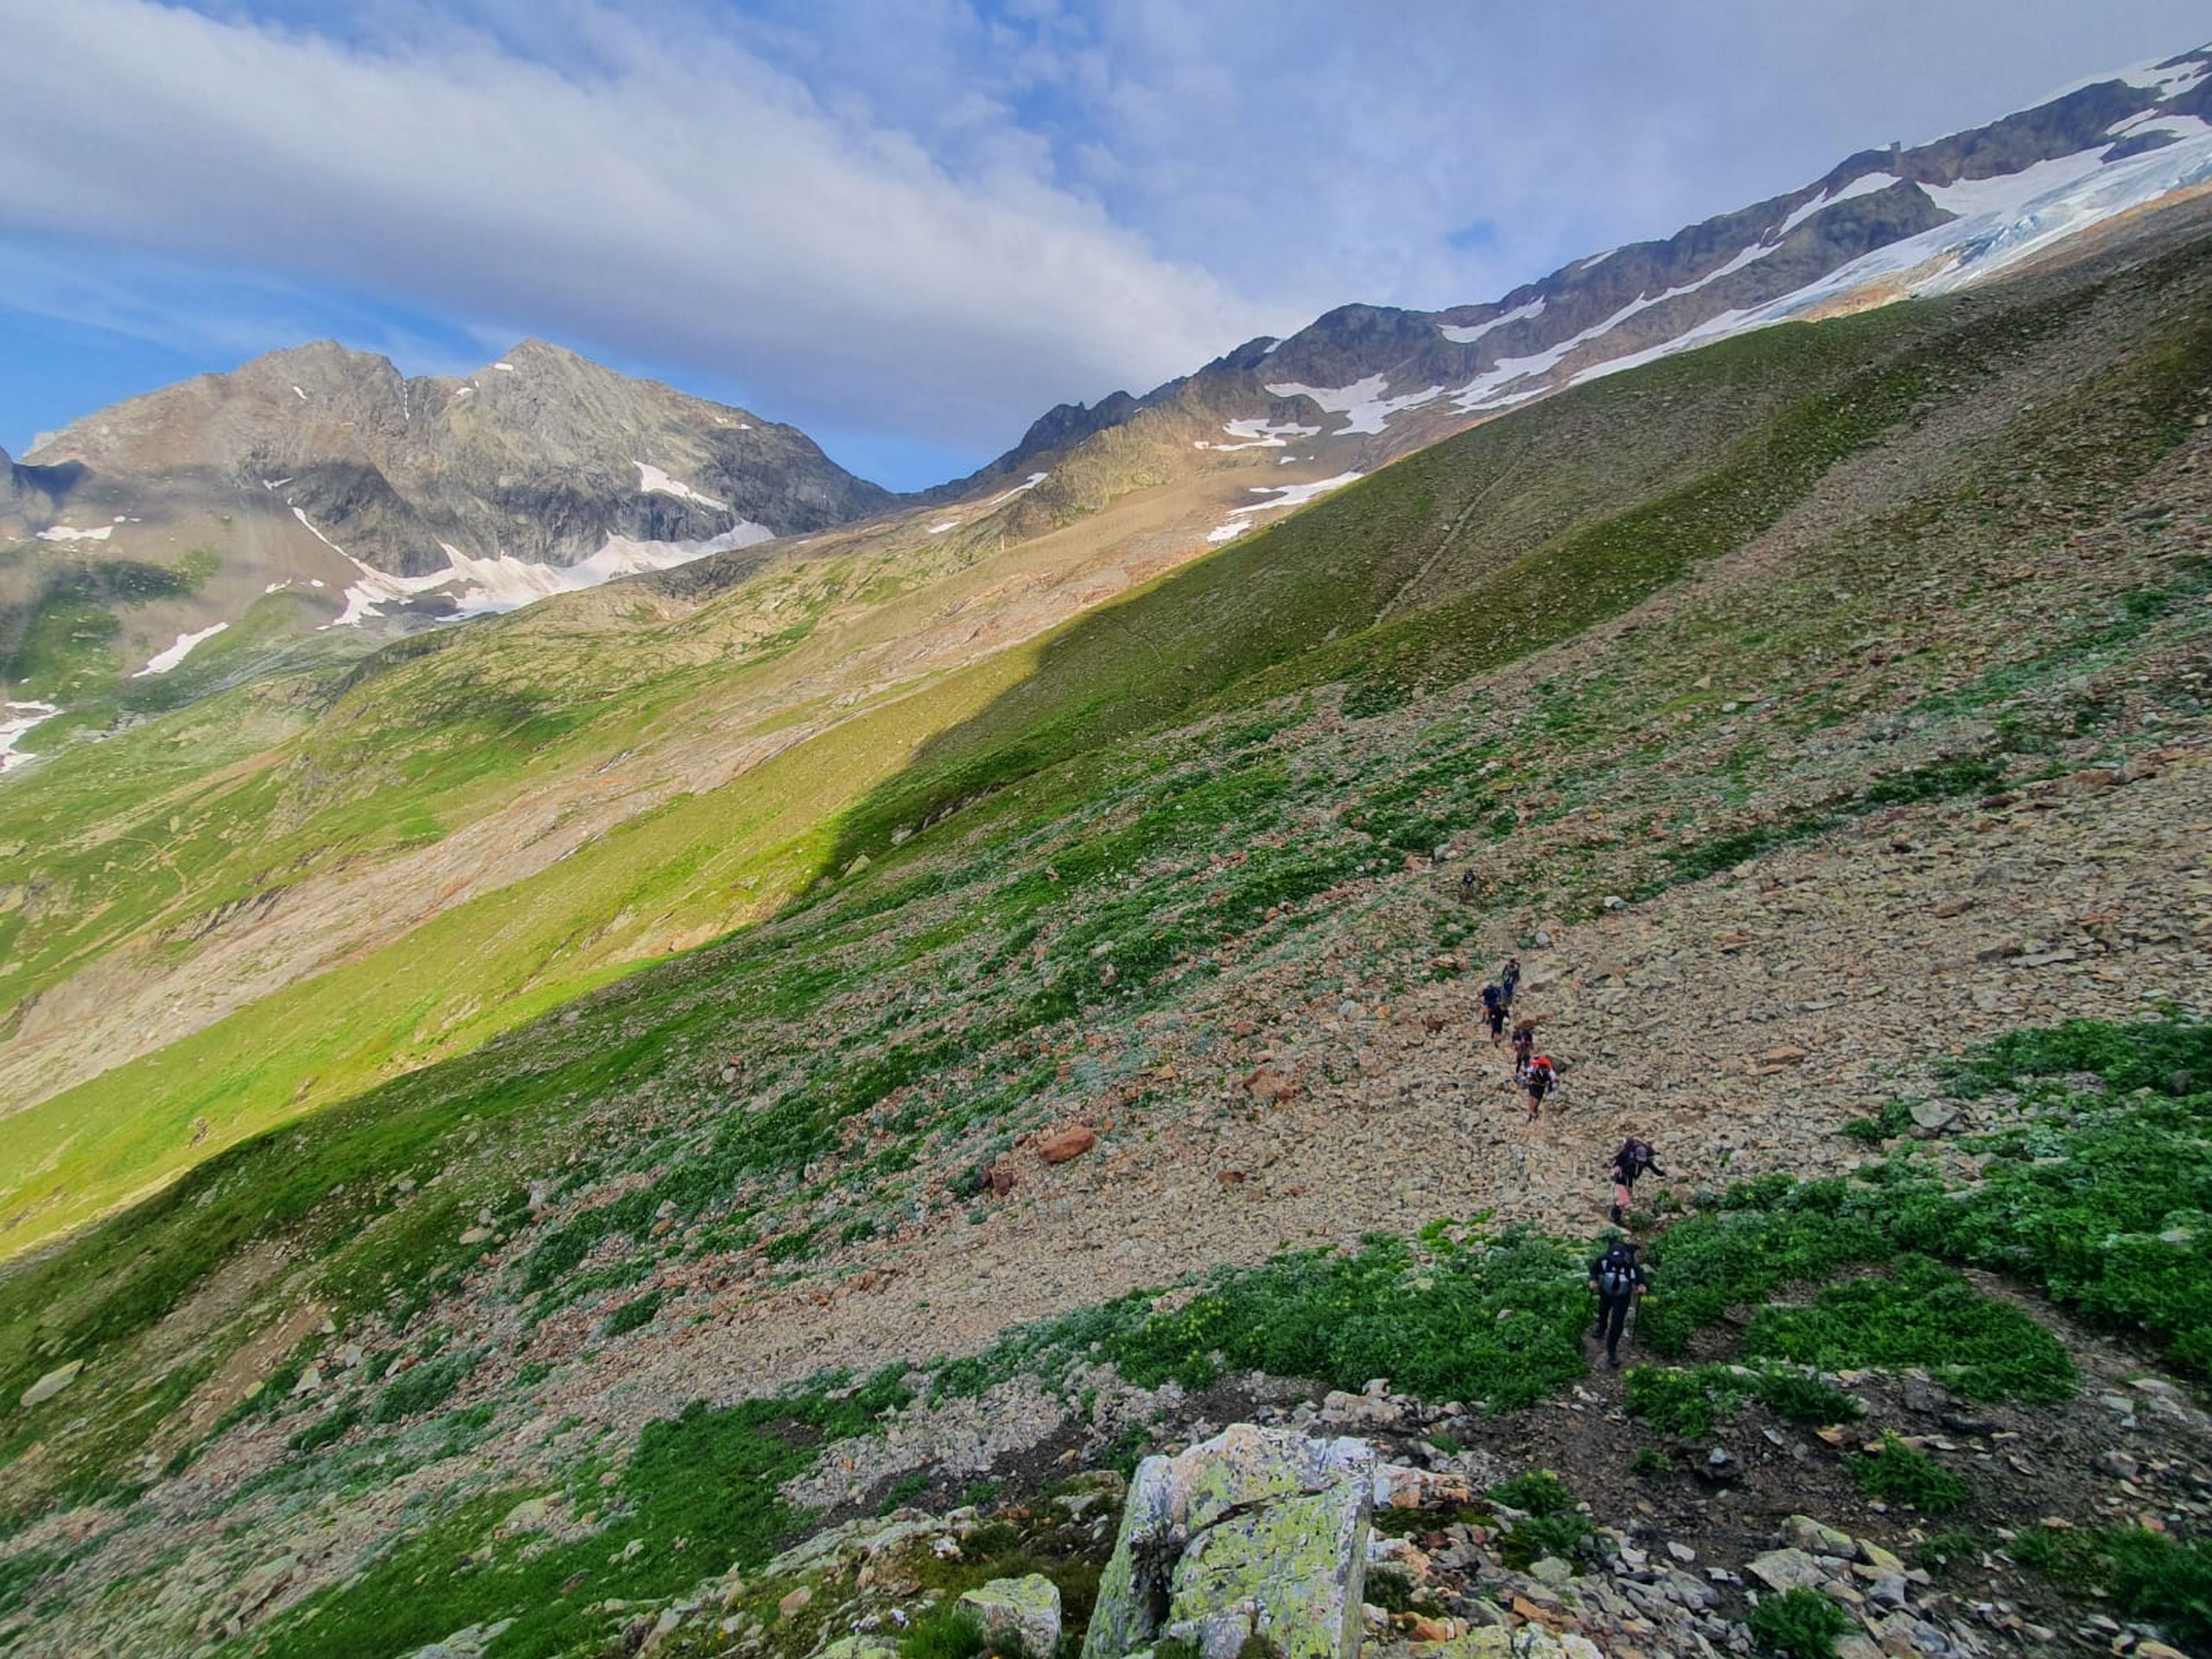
1783, 1515, 1854, 1557
1909, 1102, 1961, 1134
1746, 1548, 1824, 1592
1037, 1127, 1098, 1165
18, 1360, 82, 1409
778, 1586, 812, 1619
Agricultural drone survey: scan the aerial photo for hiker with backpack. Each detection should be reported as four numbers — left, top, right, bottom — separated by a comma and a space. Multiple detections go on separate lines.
1587, 1236, 1649, 1370
1523, 1052, 1557, 1121
1479, 982, 1507, 1045
1510, 1020, 1535, 1082
1609, 1135, 1666, 1226
1500, 956, 1522, 1009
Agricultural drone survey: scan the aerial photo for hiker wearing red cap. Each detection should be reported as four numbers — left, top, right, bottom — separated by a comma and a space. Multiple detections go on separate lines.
1524, 1053, 1557, 1121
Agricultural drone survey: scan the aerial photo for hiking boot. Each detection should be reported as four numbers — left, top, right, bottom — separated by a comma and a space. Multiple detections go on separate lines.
1605, 1352, 1622, 1370
1609, 1205, 1624, 1225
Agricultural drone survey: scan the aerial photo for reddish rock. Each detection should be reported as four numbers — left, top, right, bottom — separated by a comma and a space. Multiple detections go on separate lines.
1037, 1127, 1097, 1165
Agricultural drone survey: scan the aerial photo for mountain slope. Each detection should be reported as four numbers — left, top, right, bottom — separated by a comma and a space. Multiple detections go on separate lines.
2, 180, 2209, 1659
944, 45, 2212, 550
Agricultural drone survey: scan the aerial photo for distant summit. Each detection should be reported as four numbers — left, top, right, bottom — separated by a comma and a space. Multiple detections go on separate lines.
22, 337, 890, 610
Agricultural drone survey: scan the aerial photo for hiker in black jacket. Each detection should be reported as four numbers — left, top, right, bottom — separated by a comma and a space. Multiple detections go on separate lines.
1478, 982, 1506, 1045
1610, 1135, 1666, 1227
1587, 1236, 1648, 1369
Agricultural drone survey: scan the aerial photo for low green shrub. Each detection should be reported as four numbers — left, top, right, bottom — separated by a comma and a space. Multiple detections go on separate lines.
602, 1289, 663, 1338
286, 1404, 360, 1453
1744, 1256, 2074, 1402
1852, 1433, 1970, 1514
373, 1350, 476, 1423
901, 1606, 990, 1659
1746, 1585, 1853, 1659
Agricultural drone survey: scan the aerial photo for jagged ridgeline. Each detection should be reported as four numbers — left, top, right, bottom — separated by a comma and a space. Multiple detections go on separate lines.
3, 197, 2212, 1656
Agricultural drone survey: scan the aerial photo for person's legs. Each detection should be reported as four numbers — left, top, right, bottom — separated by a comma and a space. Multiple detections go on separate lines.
1612, 1180, 1633, 1225
1600, 1294, 1629, 1363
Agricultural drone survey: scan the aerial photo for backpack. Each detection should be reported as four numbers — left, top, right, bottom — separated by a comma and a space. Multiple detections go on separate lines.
1481, 983, 1503, 1011
1598, 1246, 1637, 1297
1617, 1138, 1652, 1178
1530, 1057, 1556, 1093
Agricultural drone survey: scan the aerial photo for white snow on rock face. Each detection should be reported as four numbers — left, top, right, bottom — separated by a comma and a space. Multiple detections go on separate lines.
1923, 149, 2111, 218
1195, 417, 1323, 452
1263, 375, 1446, 435
36, 524, 114, 543
2120, 54, 2211, 99
1773, 171, 1898, 239
1205, 472, 1363, 543
134, 623, 229, 677
1437, 297, 1545, 344
2110, 110, 2212, 143
445, 523, 775, 616
0, 700, 61, 775
926, 520, 962, 534
984, 471, 1049, 508
636, 461, 731, 512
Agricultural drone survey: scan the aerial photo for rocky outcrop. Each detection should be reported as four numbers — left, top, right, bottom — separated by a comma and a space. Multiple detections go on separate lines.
1084, 1424, 1375, 1659
23, 337, 892, 580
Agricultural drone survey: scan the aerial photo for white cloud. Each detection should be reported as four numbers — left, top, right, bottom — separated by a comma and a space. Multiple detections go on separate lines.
0, 0, 1281, 452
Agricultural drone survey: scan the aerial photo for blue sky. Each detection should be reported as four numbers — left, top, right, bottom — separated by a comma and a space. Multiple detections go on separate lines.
1, 1, 2206, 491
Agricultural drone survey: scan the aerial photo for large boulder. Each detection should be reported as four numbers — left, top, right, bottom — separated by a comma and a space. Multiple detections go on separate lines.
959, 1574, 1062, 1657
1082, 1423, 1375, 1659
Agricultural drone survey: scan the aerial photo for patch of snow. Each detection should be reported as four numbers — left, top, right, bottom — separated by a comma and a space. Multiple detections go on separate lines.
1923, 149, 2111, 219
264, 580, 290, 594
1774, 171, 1898, 239
0, 700, 61, 774
134, 623, 228, 677
1196, 417, 1323, 452
637, 461, 731, 512
1262, 374, 1446, 435
984, 471, 1049, 508
2119, 55, 2211, 99
1438, 297, 1546, 344
454, 385, 474, 398
445, 524, 775, 616
2108, 110, 2212, 143
263, 477, 292, 490
926, 520, 961, 534
1205, 471, 1363, 543
1261, 338, 1282, 354
37, 523, 114, 543
493, 361, 515, 371
292, 385, 307, 400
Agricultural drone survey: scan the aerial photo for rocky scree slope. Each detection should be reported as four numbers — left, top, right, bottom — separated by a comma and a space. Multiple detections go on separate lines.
3, 189, 2212, 1657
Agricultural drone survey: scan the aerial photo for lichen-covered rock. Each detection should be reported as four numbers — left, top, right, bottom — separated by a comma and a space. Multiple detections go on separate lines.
1167, 1482, 1369, 1659
1083, 1424, 1375, 1659
959, 1573, 1063, 1657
